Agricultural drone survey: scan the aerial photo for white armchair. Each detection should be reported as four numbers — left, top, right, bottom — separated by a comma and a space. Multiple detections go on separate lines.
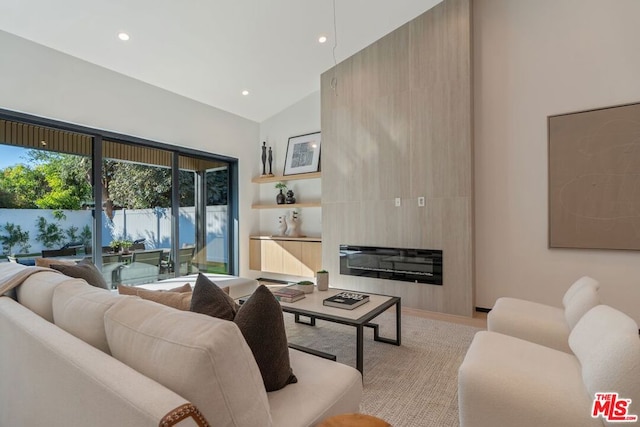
487, 276, 599, 353
459, 305, 640, 427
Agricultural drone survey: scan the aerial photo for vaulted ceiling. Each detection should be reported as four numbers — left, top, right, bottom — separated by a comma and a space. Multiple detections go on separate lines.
0, 0, 442, 122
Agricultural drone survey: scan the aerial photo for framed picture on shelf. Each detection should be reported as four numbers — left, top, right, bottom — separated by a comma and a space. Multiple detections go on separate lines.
283, 131, 321, 176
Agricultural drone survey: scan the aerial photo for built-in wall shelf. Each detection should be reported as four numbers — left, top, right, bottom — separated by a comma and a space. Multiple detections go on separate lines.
252, 172, 321, 184
251, 202, 321, 209
250, 235, 322, 242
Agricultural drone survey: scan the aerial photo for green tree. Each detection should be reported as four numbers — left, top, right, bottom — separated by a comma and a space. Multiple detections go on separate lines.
0, 148, 227, 214
0, 164, 45, 208
27, 151, 92, 210
109, 163, 173, 208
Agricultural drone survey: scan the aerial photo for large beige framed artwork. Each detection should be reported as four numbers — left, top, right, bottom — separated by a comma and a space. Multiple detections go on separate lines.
549, 102, 640, 250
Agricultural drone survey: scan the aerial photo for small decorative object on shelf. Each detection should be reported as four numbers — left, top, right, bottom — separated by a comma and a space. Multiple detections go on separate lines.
276, 215, 287, 236
285, 189, 296, 204
261, 141, 267, 176
286, 210, 302, 237
293, 280, 315, 294
275, 182, 287, 204
268, 147, 274, 176
323, 292, 370, 310
316, 270, 329, 291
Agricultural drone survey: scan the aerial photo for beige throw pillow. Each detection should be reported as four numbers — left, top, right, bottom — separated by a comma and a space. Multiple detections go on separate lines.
35, 257, 77, 268
117, 285, 192, 311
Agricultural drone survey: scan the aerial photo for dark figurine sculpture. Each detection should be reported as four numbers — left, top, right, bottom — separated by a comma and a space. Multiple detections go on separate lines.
285, 189, 296, 204
268, 147, 273, 176
261, 141, 267, 175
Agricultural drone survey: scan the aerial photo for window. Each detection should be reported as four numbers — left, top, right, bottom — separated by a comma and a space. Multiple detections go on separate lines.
0, 113, 238, 286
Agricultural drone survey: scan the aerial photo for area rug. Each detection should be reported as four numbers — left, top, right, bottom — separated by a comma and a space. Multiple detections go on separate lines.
284, 312, 481, 427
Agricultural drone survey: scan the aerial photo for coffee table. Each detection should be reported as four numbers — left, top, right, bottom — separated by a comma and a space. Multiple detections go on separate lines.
277, 288, 401, 375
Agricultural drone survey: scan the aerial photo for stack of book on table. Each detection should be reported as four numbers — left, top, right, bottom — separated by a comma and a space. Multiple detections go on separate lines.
272, 286, 306, 303
323, 292, 370, 310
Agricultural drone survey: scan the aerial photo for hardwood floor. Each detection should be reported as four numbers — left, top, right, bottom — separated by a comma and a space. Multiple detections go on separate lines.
401, 306, 487, 329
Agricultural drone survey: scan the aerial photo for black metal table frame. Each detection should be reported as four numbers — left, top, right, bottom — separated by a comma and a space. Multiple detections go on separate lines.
282, 293, 401, 375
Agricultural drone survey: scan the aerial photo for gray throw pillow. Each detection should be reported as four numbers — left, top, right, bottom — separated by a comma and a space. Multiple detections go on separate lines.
189, 273, 239, 321
234, 285, 297, 391
51, 258, 109, 290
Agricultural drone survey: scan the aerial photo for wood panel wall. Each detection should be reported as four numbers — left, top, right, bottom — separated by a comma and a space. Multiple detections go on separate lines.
320, 0, 473, 316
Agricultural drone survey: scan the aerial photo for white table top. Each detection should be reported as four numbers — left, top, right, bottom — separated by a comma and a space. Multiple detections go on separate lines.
278, 287, 396, 321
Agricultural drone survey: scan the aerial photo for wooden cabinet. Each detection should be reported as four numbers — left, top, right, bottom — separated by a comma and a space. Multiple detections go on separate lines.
249, 236, 321, 278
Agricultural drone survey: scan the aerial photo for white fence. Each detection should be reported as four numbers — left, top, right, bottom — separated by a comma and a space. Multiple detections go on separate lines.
0, 207, 228, 262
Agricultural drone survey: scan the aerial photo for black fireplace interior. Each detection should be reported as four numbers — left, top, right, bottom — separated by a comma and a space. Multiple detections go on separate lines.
339, 245, 443, 285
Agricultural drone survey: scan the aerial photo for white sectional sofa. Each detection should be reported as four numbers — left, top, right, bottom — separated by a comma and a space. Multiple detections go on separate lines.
0, 263, 362, 427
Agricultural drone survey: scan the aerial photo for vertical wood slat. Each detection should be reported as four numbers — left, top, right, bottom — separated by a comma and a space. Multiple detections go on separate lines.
320, 0, 473, 316
0, 119, 91, 155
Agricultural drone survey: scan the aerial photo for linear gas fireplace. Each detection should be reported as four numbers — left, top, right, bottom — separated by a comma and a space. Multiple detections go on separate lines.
339, 245, 443, 285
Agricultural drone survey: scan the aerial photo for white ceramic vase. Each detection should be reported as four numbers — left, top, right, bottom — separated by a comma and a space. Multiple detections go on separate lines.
277, 215, 287, 236
286, 211, 301, 237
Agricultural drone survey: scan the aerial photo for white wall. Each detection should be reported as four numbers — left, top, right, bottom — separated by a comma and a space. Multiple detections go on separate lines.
0, 30, 259, 277
256, 91, 322, 237
474, 0, 640, 323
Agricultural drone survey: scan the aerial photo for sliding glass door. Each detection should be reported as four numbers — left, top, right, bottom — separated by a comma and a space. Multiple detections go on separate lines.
0, 113, 238, 286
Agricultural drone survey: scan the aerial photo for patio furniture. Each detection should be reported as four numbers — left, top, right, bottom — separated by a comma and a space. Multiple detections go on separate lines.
101, 253, 123, 289
177, 246, 195, 275
42, 248, 76, 258
119, 249, 164, 286
130, 242, 145, 251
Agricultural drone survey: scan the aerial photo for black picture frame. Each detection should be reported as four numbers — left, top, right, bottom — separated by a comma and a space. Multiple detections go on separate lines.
283, 131, 321, 176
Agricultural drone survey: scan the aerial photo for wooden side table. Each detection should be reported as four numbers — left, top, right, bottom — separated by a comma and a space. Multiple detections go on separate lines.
317, 413, 391, 427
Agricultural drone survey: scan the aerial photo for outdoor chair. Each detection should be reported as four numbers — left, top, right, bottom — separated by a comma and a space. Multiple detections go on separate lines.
41, 248, 76, 258
119, 249, 164, 286
177, 246, 195, 275
130, 242, 146, 251
101, 253, 123, 289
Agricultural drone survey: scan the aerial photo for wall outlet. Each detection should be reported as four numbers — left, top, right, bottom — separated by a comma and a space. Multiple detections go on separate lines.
418, 197, 425, 207
395, 197, 401, 207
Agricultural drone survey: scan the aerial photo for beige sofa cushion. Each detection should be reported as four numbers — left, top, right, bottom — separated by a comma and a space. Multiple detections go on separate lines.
269, 349, 363, 427
53, 281, 123, 354
16, 270, 82, 322
104, 297, 272, 427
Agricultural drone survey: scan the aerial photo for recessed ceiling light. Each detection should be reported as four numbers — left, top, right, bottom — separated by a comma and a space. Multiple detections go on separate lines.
318, 35, 328, 44
118, 32, 130, 41
242, 90, 249, 96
